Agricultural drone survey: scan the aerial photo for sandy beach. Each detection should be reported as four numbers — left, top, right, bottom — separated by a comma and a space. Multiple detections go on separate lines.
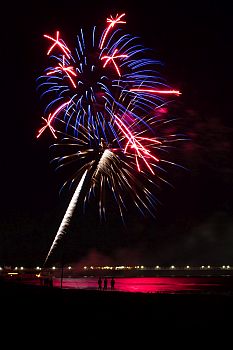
1, 277, 233, 332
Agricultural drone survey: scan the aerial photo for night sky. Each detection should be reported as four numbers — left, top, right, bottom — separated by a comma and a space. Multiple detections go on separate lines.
1, 0, 233, 267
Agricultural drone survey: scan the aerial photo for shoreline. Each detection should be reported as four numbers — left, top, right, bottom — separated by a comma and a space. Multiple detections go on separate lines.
2, 278, 233, 330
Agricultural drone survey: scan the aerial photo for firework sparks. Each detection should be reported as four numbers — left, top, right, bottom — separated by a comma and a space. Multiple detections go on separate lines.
114, 114, 160, 174
129, 88, 181, 95
36, 12, 183, 264
37, 12, 180, 145
99, 13, 126, 49
47, 55, 77, 88
37, 100, 71, 139
101, 49, 128, 76
44, 31, 71, 58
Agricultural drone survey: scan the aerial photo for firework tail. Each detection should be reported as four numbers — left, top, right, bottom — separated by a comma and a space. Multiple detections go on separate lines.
43, 149, 113, 266
43, 169, 88, 266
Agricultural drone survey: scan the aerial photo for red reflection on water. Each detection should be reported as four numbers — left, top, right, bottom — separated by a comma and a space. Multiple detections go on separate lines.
51, 276, 222, 293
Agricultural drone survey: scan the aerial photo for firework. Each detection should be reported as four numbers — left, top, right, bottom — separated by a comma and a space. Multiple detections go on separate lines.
36, 12, 182, 263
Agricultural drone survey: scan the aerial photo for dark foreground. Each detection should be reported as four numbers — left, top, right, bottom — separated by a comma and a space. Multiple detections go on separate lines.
1, 278, 233, 333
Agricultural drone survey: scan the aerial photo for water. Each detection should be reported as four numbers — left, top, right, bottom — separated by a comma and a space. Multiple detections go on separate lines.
50, 276, 232, 294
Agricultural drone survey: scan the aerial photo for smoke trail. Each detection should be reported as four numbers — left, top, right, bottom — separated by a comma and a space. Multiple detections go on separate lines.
44, 169, 88, 265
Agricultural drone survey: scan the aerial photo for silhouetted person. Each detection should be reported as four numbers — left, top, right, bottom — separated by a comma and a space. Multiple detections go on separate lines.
110, 277, 115, 290
98, 277, 102, 290
103, 277, 108, 290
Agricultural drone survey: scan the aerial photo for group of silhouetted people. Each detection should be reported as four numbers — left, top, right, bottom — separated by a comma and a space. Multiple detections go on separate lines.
98, 277, 115, 290
40, 276, 53, 287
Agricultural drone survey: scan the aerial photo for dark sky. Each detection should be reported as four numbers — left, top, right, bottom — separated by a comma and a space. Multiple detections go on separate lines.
1, 0, 233, 267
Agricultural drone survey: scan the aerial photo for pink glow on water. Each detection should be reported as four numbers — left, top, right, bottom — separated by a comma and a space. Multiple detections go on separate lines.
51, 276, 223, 293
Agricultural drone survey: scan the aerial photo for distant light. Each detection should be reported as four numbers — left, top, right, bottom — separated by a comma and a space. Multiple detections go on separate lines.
83, 266, 87, 270
170, 265, 175, 269
68, 266, 72, 269
207, 265, 210, 269
222, 265, 226, 269
52, 266, 56, 270
15, 267, 18, 270
201, 265, 205, 269
227, 265, 230, 269
140, 265, 144, 269
0, 267, 2, 270
186, 265, 190, 269
103, 266, 112, 269
20, 267, 24, 270
155, 265, 160, 269
36, 266, 41, 270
